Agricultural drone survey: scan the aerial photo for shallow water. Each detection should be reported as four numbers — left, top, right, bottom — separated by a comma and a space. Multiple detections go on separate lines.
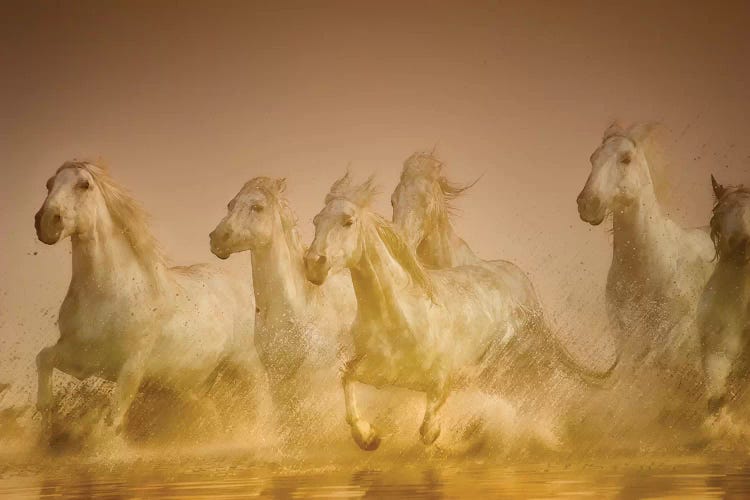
2, 454, 750, 498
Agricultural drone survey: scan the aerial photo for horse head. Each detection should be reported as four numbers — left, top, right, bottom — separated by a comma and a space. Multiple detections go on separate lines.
35, 162, 103, 245
304, 173, 375, 285
209, 177, 292, 259
577, 122, 657, 225
709, 176, 750, 263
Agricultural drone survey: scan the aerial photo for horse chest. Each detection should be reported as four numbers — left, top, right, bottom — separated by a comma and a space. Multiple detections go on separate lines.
352, 320, 444, 388
58, 291, 148, 353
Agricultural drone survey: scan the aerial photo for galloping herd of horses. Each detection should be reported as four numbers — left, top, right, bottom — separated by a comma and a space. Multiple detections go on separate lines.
31, 121, 750, 452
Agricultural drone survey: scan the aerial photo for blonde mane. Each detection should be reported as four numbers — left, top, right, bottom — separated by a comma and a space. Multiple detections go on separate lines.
240, 177, 306, 256
402, 152, 478, 216
58, 161, 168, 277
326, 173, 434, 299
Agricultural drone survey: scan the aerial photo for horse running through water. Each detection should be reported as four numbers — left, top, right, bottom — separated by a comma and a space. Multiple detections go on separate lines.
34, 161, 259, 437
303, 173, 616, 451
209, 177, 356, 426
391, 153, 616, 396
698, 177, 750, 424
577, 123, 715, 368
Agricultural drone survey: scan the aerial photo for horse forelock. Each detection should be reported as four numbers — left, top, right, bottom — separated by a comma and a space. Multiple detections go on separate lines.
240, 176, 305, 254
402, 153, 476, 218
401, 152, 443, 182
325, 173, 378, 208
57, 160, 168, 277
601, 122, 670, 204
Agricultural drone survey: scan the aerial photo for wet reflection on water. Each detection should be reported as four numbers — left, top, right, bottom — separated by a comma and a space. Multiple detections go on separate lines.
2, 457, 750, 498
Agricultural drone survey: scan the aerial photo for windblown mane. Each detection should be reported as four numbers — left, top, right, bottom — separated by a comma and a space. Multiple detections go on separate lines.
326, 173, 434, 299
710, 185, 750, 259
325, 171, 379, 207
240, 177, 306, 255
370, 214, 435, 300
402, 152, 478, 216
58, 161, 168, 278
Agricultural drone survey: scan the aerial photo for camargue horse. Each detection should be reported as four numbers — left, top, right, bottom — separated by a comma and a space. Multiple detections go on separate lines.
698, 177, 750, 422
34, 161, 259, 437
303, 174, 614, 451
391, 152, 616, 393
209, 177, 356, 426
577, 123, 715, 368
390, 152, 480, 269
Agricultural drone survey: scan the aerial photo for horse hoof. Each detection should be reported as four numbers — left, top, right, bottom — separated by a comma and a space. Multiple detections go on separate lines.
420, 423, 441, 446
351, 421, 381, 451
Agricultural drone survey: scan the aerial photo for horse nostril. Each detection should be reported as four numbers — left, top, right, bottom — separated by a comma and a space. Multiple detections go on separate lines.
305, 253, 327, 268
53, 214, 61, 224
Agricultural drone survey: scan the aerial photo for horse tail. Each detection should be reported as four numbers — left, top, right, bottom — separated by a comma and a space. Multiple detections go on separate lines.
544, 323, 620, 387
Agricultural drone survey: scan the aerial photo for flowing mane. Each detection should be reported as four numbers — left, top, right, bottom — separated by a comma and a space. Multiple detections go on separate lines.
710, 184, 750, 258
57, 160, 168, 276
402, 152, 478, 216
240, 176, 306, 256
326, 172, 434, 299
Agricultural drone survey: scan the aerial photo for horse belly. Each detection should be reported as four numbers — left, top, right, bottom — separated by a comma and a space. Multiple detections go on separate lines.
144, 300, 234, 390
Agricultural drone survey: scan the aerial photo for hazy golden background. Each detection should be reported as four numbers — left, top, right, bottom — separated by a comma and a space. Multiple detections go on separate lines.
1, 0, 749, 388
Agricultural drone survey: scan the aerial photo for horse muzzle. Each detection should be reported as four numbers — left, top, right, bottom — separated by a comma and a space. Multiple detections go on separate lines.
304, 252, 330, 285
35, 208, 63, 245
209, 228, 232, 259
576, 193, 606, 226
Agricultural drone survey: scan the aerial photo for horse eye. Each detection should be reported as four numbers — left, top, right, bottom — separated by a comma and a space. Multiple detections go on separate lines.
343, 219, 353, 228
620, 153, 632, 165
77, 180, 90, 190
251, 204, 264, 213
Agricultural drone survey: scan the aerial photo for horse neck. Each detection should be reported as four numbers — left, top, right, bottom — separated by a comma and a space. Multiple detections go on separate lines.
70, 209, 164, 295
419, 208, 476, 268
250, 222, 308, 317
350, 225, 413, 328
611, 184, 669, 269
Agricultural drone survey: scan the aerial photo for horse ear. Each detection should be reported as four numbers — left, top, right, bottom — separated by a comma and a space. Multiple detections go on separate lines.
628, 122, 658, 144
275, 178, 287, 194
603, 121, 624, 141
711, 174, 725, 201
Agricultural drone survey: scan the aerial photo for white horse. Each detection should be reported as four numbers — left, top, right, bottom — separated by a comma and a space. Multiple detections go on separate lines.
34, 161, 259, 436
391, 152, 615, 394
698, 177, 750, 420
209, 177, 356, 421
390, 152, 480, 269
577, 123, 715, 368
303, 174, 615, 451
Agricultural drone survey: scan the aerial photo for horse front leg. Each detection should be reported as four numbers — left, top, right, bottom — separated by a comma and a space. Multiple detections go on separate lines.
35, 345, 59, 429
111, 352, 148, 434
420, 385, 448, 445
703, 325, 742, 416
342, 362, 380, 451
